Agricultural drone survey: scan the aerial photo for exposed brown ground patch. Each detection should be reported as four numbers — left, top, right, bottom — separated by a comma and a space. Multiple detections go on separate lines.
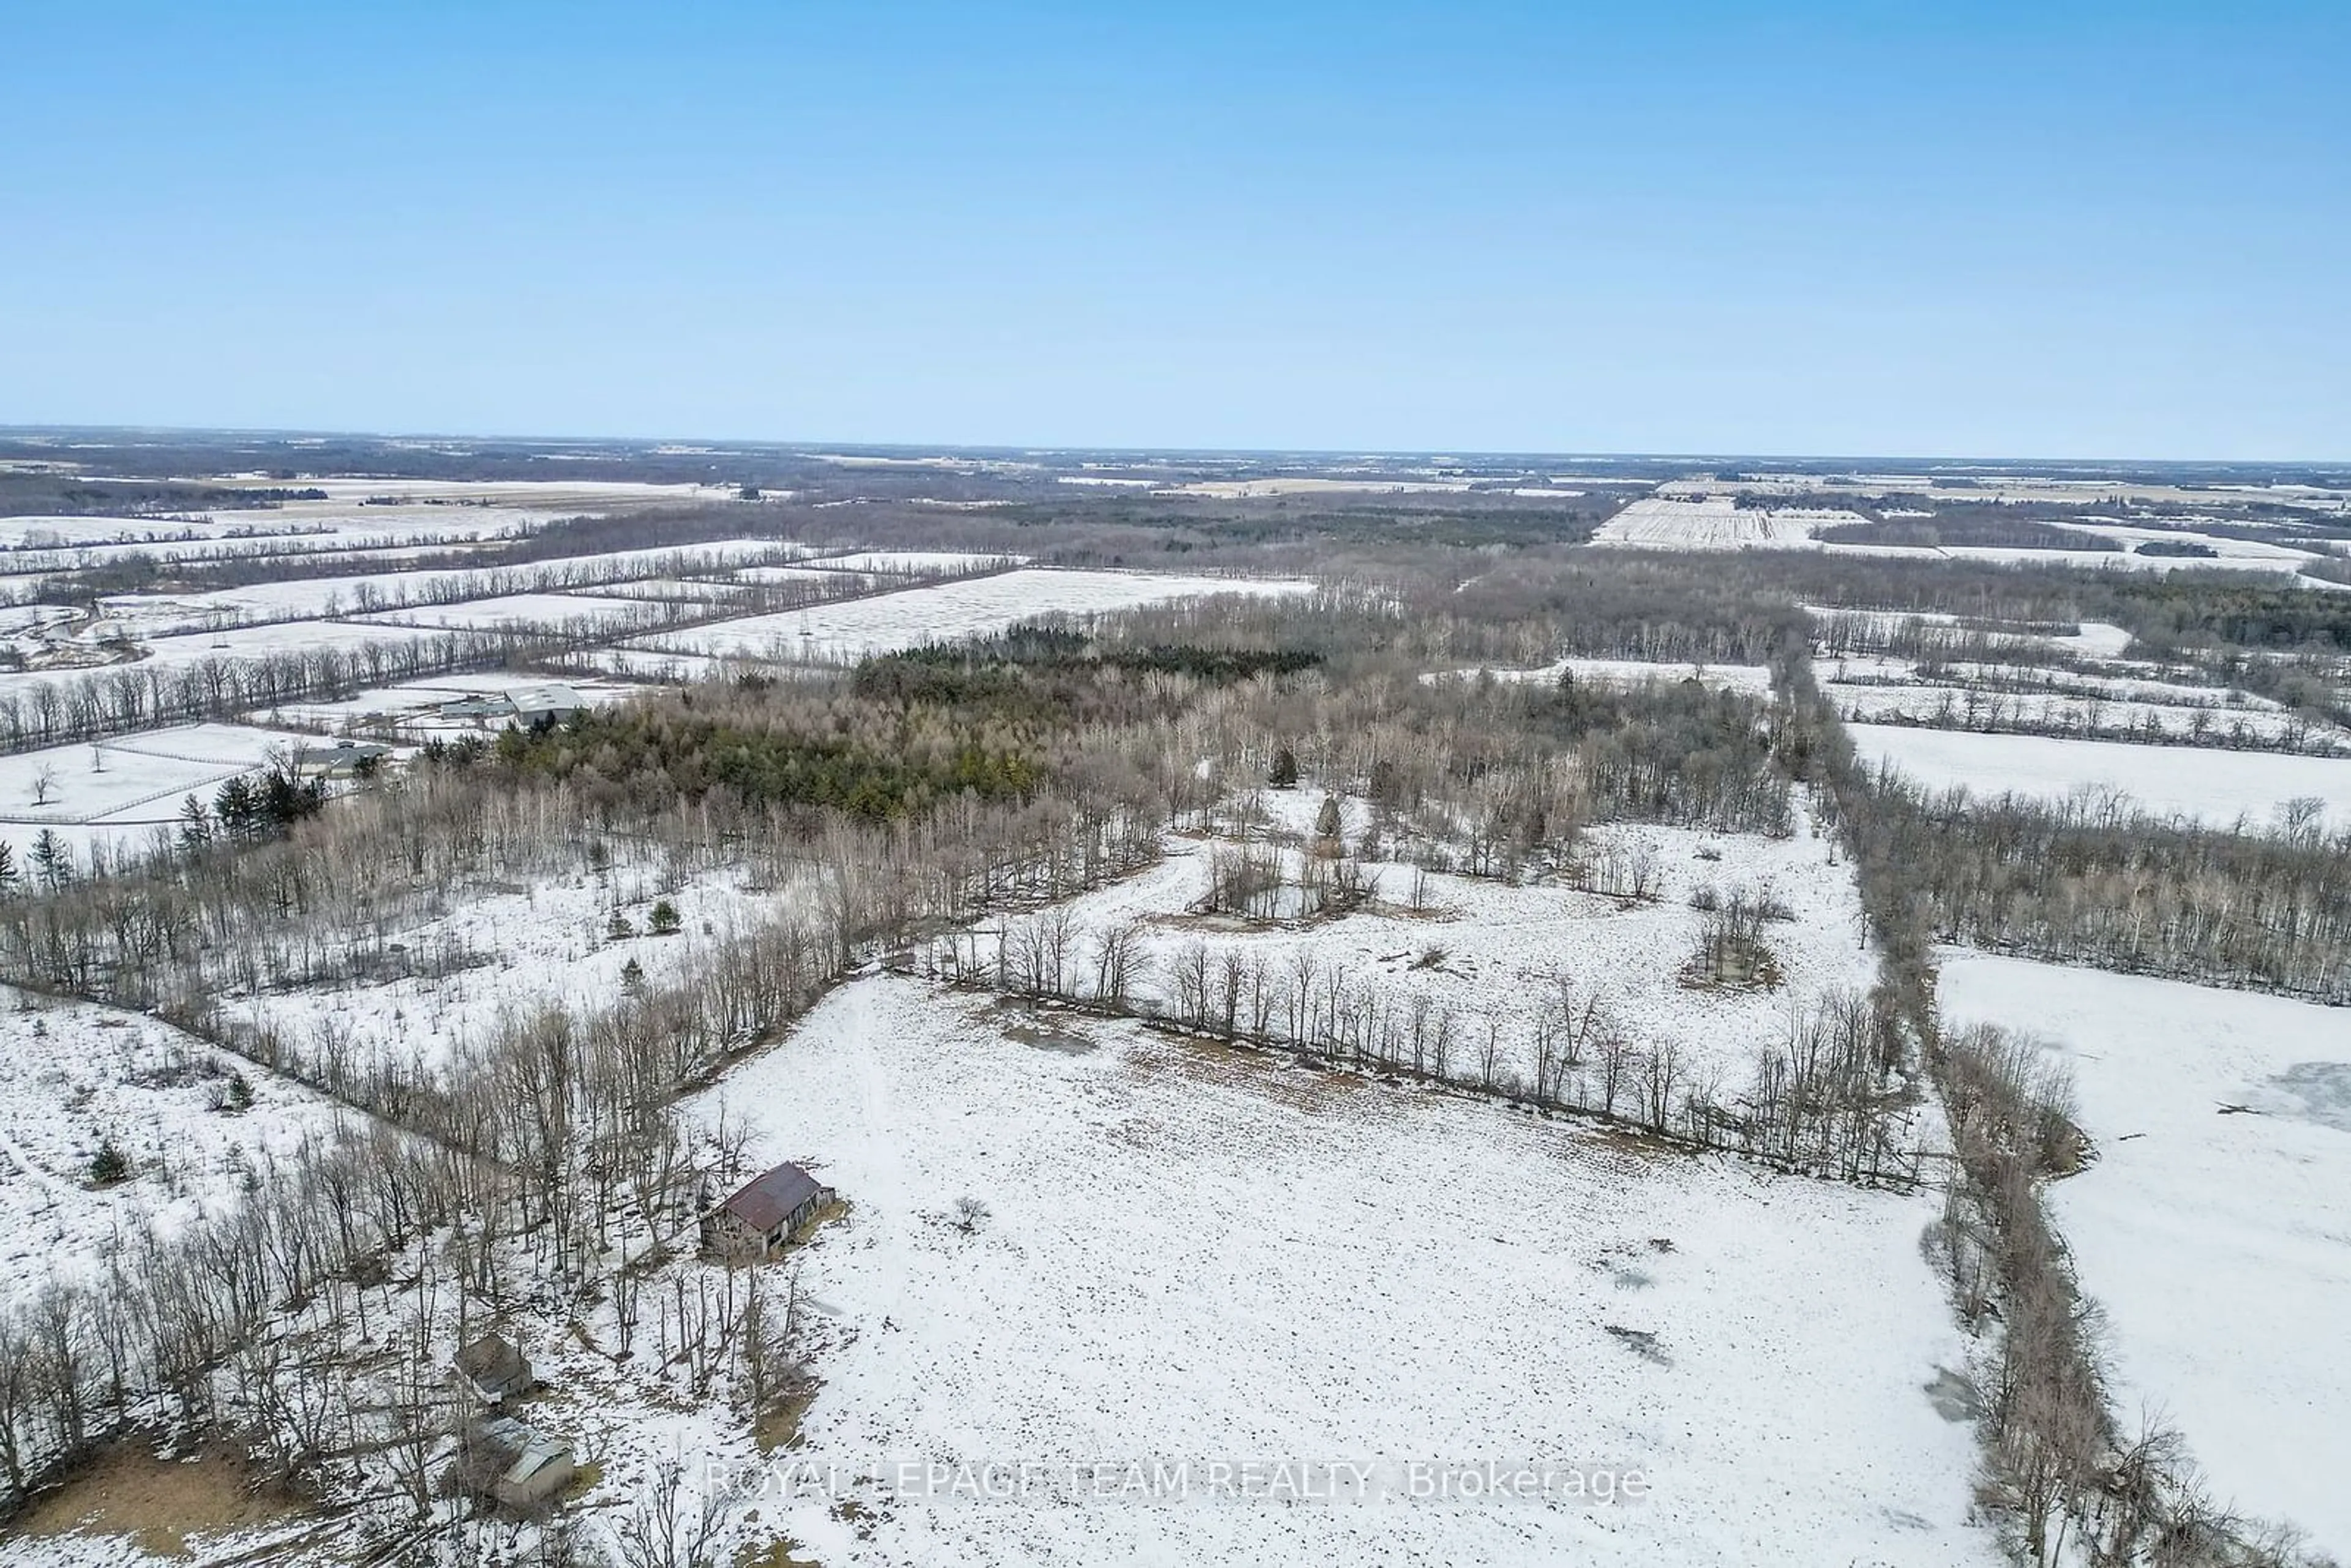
1125, 1030, 1374, 1116
16, 1442, 299, 1558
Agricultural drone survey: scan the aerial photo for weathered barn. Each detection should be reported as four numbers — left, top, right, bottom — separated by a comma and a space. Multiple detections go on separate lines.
451, 1333, 534, 1409
703, 1161, 836, 1259
469, 1415, 576, 1511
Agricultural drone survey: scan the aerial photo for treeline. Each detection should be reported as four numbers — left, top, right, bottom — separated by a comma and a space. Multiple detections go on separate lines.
1815, 516, 2122, 552
18, 541, 804, 624
1780, 645, 2334, 1567
0, 628, 569, 755
930, 917, 1924, 1185
472, 704, 1046, 823
1861, 774, 2351, 1003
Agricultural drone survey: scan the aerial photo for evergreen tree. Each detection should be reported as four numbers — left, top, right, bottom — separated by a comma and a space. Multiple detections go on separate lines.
178, 793, 214, 853
29, 828, 68, 890
1268, 747, 1299, 788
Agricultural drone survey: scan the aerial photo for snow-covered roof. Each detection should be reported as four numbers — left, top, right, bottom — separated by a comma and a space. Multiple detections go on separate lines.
506, 682, 589, 715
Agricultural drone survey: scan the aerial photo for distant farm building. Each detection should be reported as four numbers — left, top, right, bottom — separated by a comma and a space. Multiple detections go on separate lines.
704, 1162, 836, 1258
450, 1333, 535, 1410
438, 683, 591, 728
291, 739, 394, 778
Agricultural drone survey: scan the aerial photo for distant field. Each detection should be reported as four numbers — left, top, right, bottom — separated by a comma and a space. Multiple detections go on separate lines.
1428, 656, 1775, 696
1594, 495, 1851, 549
1938, 954, 2351, 1558
0, 721, 324, 859
631, 568, 1314, 664
358, 591, 661, 632
1847, 723, 2351, 830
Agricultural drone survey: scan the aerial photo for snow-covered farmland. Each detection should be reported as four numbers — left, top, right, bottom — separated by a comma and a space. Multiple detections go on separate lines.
251, 672, 642, 735
356, 591, 664, 632
0, 988, 350, 1311
1937, 955, 2351, 1558
77, 539, 801, 640
1808, 608, 2139, 662
1428, 656, 1775, 696
690, 975, 1995, 1568
962, 809, 1878, 1106
1847, 724, 2351, 830
801, 549, 1026, 576
1594, 495, 1861, 550
0, 722, 327, 861
632, 569, 1314, 665
1822, 678, 2345, 754
220, 863, 791, 1075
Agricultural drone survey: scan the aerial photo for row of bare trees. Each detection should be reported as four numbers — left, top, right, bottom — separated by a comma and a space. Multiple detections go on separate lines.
932, 911, 1927, 1185
1783, 642, 2333, 1566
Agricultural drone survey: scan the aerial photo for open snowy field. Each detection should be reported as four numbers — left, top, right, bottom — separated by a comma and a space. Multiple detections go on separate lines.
1847, 723, 2351, 830
1937, 955, 2351, 1558
954, 806, 1880, 1108
687, 974, 1993, 1568
801, 549, 1026, 575
1824, 681, 2344, 754
219, 861, 793, 1075
77, 539, 803, 640
632, 569, 1314, 665
250, 672, 643, 734
0, 722, 328, 863
357, 591, 664, 632
1428, 656, 1774, 696
98, 617, 454, 673
0, 987, 350, 1312
1808, 608, 2139, 661
1593, 495, 1859, 550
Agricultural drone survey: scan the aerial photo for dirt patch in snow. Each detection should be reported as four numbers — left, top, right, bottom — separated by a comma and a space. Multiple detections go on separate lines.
16, 1442, 301, 1556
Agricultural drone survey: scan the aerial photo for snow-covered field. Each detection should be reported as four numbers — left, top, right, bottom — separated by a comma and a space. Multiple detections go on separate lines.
1428, 657, 1775, 696
1594, 495, 1861, 550
1937, 955, 2351, 1558
0, 987, 350, 1311
77, 539, 800, 640
631, 569, 1314, 665
1848, 724, 2351, 829
967, 806, 1877, 1105
802, 549, 1026, 575
1824, 680, 2344, 753
357, 591, 663, 632
0, 722, 328, 862
1808, 608, 2138, 662
220, 863, 790, 1074
251, 672, 642, 735
688, 974, 1993, 1567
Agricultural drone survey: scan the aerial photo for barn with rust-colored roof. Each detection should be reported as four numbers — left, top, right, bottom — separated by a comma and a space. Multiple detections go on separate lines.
703, 1161, 836, 1258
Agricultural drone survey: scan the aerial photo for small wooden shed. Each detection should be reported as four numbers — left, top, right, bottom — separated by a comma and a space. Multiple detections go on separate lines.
451, 1333, 534, 1409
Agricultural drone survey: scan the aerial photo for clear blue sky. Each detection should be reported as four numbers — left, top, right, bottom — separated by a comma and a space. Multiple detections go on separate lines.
2, 2, 2344, 459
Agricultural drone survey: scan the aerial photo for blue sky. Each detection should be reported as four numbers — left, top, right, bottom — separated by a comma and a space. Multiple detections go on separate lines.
2, 2, 2344, 457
